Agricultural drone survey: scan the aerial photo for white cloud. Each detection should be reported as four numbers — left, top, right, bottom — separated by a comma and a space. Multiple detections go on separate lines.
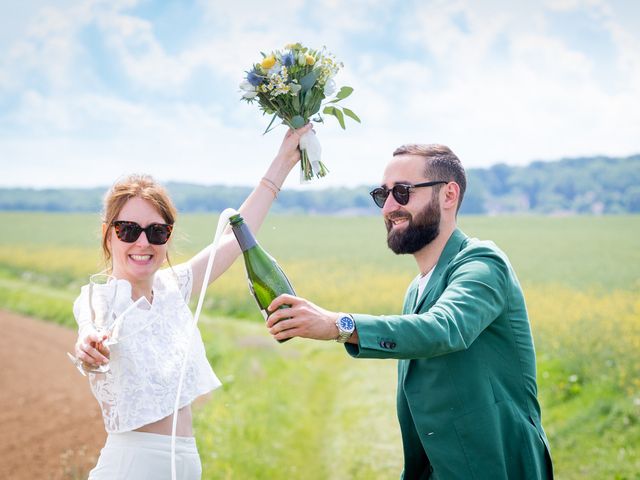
1, 0, 639, 189
4, 6, 82, 90
96, 11, 194, 90
364, 0, 640, 166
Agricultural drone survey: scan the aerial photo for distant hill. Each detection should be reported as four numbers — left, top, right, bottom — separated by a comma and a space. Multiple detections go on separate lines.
2, 155, 639, 214
465, 154, 640, 215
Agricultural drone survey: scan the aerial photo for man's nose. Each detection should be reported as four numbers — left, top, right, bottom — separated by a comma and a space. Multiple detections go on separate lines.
381, 193, 401, 215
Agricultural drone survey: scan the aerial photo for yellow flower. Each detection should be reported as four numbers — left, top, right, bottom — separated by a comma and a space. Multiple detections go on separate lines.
305, 54, 315, 65
261, 55, 276, 69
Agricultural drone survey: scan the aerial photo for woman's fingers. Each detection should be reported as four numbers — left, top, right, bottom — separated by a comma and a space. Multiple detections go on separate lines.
282, 123, 312, 152
76, 339, 109, 365
96, 342, 111, 360
288, 123, 312, 138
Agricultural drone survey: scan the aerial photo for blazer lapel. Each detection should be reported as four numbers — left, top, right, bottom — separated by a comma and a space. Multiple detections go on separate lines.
413, 228, 467, 313
403, 278, 419, 314
399, 278, 420, 381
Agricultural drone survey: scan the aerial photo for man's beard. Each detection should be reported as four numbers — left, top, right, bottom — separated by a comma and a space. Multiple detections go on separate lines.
386, 198, 441, 254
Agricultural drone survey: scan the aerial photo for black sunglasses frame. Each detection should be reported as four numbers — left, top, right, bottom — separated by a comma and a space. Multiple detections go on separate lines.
369, 181, 448, 208
112, 221, 174, 245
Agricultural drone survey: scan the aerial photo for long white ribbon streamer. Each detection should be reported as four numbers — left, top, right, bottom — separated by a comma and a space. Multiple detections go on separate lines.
171, 207, 239, 480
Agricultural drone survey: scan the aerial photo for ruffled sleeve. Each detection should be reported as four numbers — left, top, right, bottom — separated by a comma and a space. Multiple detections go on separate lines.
73, 285, 93, 337
162, 262, 193, 303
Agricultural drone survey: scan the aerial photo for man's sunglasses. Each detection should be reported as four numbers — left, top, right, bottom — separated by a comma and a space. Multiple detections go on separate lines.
369, 181, 447, 208
112, 221, 173, 245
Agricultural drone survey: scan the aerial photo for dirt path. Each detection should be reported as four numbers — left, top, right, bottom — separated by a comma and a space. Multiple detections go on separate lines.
0, 310, 105, 480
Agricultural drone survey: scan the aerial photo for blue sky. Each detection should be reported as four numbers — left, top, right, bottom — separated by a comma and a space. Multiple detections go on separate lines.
1, 0, 638, 189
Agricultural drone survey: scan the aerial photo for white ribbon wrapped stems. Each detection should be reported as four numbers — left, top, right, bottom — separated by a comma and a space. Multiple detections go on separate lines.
299, 129, 323, 183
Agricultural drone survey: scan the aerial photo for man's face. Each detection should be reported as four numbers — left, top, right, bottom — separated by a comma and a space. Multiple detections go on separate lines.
380, 155, 442, 254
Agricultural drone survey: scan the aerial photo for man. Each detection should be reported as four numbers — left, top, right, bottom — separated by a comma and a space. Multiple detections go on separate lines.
267, 144, 554, 479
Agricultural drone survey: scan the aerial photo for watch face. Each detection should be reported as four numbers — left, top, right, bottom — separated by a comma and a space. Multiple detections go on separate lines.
339, 316, 354, 331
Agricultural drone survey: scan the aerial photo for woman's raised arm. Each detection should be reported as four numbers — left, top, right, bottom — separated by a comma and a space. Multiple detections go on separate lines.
188, 123, 312, 294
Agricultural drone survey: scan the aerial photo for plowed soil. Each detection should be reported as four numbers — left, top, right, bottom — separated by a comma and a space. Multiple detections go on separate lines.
0, 310, 105, 479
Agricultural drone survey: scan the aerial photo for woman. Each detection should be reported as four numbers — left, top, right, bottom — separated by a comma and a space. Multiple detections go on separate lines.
72, 124, 311, 479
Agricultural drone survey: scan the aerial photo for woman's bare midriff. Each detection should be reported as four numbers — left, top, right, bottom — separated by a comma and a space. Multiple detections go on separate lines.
134, 404, 193, 436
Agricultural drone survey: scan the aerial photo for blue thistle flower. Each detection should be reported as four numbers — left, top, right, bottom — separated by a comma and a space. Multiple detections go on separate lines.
246, 69, 264, 87
282, 52, 295, 67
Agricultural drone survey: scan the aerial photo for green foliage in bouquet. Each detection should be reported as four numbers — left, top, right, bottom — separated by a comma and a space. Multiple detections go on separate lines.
240, 43, 360, 181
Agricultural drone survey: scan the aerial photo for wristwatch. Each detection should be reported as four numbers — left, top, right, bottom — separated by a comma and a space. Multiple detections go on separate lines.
335, 313, 355, 343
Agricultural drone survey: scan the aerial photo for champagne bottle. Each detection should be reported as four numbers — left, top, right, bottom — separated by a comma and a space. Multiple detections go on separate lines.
229, 213, 295, 342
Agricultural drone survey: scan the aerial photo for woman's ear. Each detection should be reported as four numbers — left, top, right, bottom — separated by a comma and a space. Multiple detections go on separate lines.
102, 222, 110, 250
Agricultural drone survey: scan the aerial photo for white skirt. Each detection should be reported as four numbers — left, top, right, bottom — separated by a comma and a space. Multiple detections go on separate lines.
88, 431, 202, 480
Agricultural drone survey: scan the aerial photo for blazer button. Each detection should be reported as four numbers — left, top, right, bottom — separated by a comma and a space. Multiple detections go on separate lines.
389, 342, 396, 349
379, 341, 387, 348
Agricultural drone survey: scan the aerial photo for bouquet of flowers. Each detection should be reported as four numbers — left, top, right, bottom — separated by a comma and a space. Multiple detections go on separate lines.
240, 43, 360, 182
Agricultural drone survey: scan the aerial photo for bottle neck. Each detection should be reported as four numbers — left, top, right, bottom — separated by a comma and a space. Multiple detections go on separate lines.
231, 220, 257, 251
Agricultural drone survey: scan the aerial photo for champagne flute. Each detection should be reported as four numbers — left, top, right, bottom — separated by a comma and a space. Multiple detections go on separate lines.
67, 273, 118, 375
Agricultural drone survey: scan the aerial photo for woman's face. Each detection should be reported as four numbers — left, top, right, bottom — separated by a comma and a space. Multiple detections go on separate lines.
107, 197, 169, 284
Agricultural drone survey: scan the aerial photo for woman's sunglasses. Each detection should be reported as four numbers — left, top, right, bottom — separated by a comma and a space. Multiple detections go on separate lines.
112, 221, 173, 245
369, 181, 447, 208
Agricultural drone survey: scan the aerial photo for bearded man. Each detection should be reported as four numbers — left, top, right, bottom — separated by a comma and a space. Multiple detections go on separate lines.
267, 144, 554, 480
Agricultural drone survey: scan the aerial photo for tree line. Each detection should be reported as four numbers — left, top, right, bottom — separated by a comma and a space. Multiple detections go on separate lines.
2, 155, 638, 215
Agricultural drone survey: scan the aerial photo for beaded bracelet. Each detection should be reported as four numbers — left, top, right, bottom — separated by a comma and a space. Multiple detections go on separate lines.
260, 177, 280, 198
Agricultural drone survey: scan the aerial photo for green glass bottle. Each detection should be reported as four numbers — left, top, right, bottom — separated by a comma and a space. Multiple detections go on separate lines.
229, 213, 295, 343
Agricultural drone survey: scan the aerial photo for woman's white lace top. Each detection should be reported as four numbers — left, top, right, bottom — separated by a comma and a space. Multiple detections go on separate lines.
73, 263, 221, 433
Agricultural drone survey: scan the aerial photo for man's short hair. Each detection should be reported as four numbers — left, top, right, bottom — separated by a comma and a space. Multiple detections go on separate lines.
393, 144, 467, 212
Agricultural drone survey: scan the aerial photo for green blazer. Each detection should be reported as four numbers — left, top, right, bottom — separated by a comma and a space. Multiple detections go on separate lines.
346, 229, 553, 479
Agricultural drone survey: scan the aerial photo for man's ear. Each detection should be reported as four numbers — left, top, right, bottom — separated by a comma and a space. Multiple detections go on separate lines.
442, 182, 460, 212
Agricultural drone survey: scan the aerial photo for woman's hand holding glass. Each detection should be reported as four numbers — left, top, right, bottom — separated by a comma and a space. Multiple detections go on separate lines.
73, 330, 111, 373
67, 273, 118, 375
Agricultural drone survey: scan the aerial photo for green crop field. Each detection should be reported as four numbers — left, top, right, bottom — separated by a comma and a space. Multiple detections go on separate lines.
1, 212, 639, 479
